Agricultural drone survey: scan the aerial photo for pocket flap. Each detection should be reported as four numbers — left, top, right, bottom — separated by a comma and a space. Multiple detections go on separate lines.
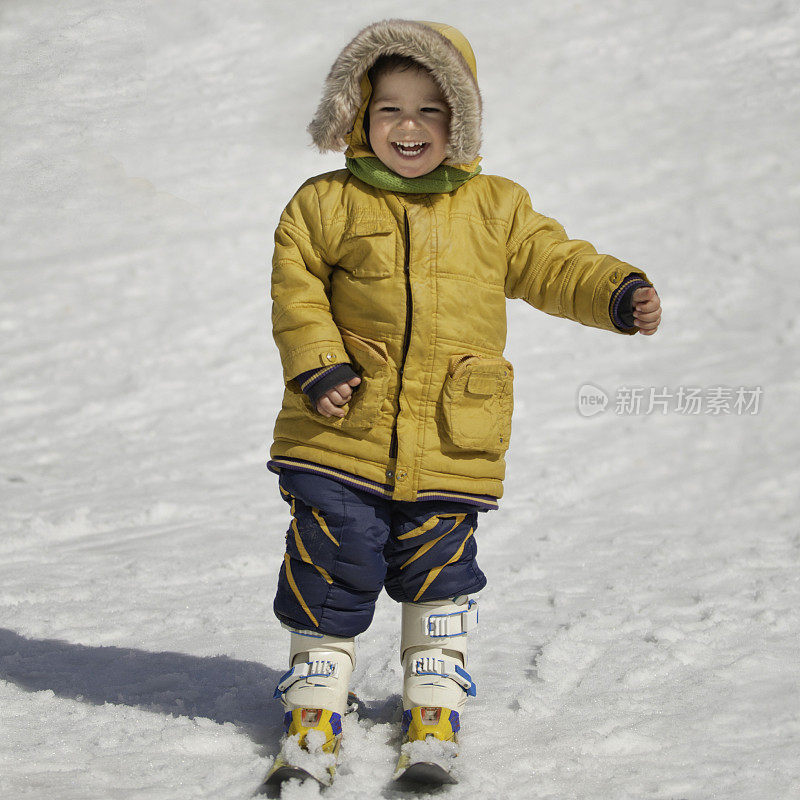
467, 372, 500, 395
339, 327, 389, 369
342, 218, 394, 238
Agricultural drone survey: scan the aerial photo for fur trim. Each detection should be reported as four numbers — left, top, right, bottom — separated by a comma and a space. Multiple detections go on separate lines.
308, 19, 482, 164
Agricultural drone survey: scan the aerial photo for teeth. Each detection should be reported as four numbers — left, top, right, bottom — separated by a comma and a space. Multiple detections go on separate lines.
394, 141, 426, 149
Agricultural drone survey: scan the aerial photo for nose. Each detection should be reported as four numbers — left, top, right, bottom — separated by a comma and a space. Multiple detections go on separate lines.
397, 111, 422, 129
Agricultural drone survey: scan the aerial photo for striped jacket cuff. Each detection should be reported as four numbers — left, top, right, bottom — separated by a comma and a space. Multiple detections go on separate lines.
610, 274, 652, 331
294, 364, 360, 404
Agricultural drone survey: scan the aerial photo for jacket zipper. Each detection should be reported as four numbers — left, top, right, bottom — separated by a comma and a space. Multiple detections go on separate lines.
389, 210, 412, 462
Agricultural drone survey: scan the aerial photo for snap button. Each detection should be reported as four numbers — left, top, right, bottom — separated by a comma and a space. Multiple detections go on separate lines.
386, 469, 394, 479
610, 270, 621, 284
396, 469, 407, 481
324, 352, 337, 363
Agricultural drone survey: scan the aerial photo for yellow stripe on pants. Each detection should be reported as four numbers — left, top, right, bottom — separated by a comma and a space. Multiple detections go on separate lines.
312, 507, 339, 547
400, 515, 465, 570
283, 553, 319, 628
413, 527, 474, 602
293, 519, 333, 584
397, 514, 442, 540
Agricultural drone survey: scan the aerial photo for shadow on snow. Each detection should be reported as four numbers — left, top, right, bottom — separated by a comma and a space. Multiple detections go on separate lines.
0, 627, 284, 748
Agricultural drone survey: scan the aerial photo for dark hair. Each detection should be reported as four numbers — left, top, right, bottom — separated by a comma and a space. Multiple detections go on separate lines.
367, 54, 429, 85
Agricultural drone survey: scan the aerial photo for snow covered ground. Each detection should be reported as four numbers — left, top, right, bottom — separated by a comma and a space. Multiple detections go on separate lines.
1, 1, 798, 798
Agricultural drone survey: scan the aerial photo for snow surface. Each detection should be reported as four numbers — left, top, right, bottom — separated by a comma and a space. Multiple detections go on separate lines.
2, 1, 799, 798
279, 730, 337, 785
399, 736, 459, 776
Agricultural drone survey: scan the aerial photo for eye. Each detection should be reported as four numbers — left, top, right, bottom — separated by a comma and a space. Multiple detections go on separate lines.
421, 107, 445, 113
377, 105, 398, 112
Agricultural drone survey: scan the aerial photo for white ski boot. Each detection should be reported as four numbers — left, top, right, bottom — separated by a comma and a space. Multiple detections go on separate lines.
394, 595, 478, 784
262, 627, 356, 791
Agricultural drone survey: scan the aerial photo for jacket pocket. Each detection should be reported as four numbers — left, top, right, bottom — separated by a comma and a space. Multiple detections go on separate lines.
336, 217, 396, 278
442, 354, 514, 454
320, 328, 390, 432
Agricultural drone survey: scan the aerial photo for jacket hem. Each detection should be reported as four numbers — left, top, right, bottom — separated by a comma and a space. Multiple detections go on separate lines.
267, 456, 499, 511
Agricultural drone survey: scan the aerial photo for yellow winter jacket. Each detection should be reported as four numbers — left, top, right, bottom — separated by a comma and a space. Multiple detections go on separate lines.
269, 21, 649, 501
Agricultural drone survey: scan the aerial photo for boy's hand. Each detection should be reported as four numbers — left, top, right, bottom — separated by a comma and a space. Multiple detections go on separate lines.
316, 376, 362, 418
632, 287, 661, 336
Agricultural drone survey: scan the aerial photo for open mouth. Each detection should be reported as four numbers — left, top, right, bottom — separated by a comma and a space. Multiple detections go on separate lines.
392, 141, 429, 158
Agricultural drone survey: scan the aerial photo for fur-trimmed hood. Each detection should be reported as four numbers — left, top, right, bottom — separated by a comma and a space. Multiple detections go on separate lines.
307, 19, 482, 167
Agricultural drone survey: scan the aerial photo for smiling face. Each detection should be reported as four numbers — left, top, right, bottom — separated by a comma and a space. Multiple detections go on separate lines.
367, 66, 451, 178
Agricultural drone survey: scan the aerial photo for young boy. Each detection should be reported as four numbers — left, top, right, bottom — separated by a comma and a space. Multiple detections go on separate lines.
267, 18, 661, 777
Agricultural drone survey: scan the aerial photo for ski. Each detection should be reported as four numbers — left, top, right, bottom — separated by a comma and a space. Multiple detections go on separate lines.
392, 747, 458, 786
257, 746, 338, 796
391, 707, 460, 787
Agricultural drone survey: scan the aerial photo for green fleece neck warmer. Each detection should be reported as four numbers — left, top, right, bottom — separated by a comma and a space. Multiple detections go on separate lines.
346, 156, 481, 194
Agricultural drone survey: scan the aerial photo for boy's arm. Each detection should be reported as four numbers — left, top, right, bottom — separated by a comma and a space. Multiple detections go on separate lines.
504, 184, 652, 334
272, 181, 351, 382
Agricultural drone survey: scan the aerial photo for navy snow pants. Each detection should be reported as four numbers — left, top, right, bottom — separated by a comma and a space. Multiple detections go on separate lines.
273, 470, 487, 638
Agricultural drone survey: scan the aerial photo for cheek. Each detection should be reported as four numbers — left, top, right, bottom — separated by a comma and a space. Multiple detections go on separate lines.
367, 117, 386, 147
